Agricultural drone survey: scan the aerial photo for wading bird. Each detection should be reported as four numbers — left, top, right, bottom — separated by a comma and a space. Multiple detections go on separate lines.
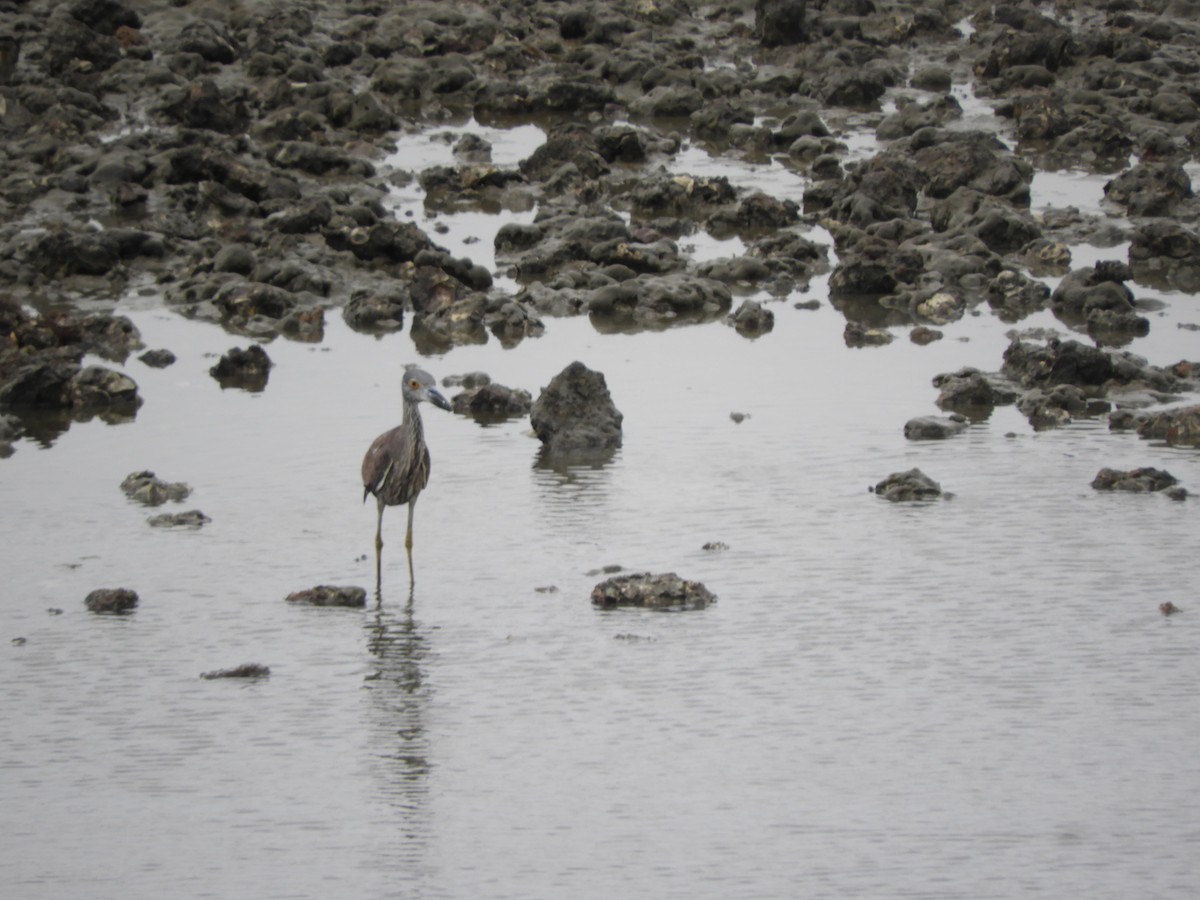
362, 365, 451, 587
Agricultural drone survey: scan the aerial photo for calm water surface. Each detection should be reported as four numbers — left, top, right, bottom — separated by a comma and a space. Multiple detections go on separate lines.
3, 108, 1199, 899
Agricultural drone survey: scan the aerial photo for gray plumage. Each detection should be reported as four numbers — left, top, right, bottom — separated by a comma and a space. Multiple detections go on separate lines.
362, 365, 450, 585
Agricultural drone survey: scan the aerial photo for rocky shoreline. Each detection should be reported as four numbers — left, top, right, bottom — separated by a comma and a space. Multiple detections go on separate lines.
2, 0, 1200, 456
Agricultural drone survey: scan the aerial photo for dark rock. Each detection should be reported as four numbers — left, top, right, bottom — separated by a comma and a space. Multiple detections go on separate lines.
1016, 385, 1107, 429
1002, 339, 1112, 388
138, 349, 176, 368
85, 588, 138, 614
285, 585, 367, 608
820, 155, 923, 225
121, 470, 191, 506
69, 366, 142, 412
904, 415, 967, 440
873, 468, 942, 502
914, 292, 964, 326
726, 300, 775, 337
410, 293, 487, 353
1091, 467, 1178, 493
0, 413, 22, 457
911, 130, 1033, 203
443, 372, 492, 389
343, 291, 407, 332
1104, 162, 1192, 216
587, 273, 732, 330
451, 383, 533, 421
844, 322, 893, 348
911, 65, 953, 93
1050, 262, 1136, 322
932, 368, 1019, 416
929, 188, 1041, 253
1134, 405, 1200, 447
591, 572, 716, 611
530, 361, 623, 454
486, 299, 545, 347
987, 270, 1051, 322
210, 344, 272, 391
200, 664, 270, 680
147, 510, 211, 528
876, 95, 962, 140
1129, 221, 1200, 291
755, 0, 807, 47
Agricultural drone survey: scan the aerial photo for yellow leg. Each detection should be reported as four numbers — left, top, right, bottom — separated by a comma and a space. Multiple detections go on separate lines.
405, 500, 416, 584
375, 497, 385, 594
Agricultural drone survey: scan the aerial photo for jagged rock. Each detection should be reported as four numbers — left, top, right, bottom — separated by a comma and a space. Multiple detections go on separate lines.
138, 349, 177, 368
591, 572, 716, 611
209, 344, 272, 391
844, 322, 894, 347
873, 468, 942, 502
1104, 161, 1192, 216
452, 383, 532, 420
933, 368, 1017, 414
530, 362, 623, 454
285, 585, 367, 608
904, 415, 968, 440
1091, 467, 1178, 492
755, 0, 807, 47
726, 300, 775, 337
1016, 385, 1108, 429
121, 471, 192, 506
85, 588, 138, 614
147, 510, 211, 528
1134, 405, 1200, 446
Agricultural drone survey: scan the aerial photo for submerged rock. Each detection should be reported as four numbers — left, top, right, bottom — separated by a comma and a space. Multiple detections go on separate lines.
904, 415, 967, 440
200, 663, 270, 680
1091, 467, 1178, 493
873, 468, 943, 502
85, 588, 139, 614
121, 470, 192, 506
1016, 385, 1109, 429
530, 361, 623, 454
147, 510, 211, 528
591, 572, 716, 611
210, 344, 272, 391
285, 585, 367, 608
726, 300, 775, 337
933, 367, 1020, 416
451, 382, 532, 420
138, 349, 177, 369
1134, 405, 1200, 446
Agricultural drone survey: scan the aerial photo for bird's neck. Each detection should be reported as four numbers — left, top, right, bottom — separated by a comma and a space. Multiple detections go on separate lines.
403, 401, 424, 435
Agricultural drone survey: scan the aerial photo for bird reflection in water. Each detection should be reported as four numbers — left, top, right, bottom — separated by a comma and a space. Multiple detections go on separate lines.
364, 585, 434, 859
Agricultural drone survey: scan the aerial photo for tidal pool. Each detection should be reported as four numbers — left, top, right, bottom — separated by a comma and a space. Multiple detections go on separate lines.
3, 107, 1199, 900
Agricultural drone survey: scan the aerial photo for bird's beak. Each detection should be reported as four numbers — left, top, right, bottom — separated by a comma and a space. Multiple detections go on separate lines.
428, 388, 451, 411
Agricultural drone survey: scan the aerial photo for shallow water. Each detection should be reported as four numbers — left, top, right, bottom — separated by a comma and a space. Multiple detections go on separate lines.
4, 102, 1200, 900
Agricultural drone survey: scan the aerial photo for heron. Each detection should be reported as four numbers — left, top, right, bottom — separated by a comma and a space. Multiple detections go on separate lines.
362, 365, 451, 587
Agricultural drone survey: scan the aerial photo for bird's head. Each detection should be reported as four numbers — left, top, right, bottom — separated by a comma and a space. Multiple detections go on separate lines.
403, 365, 451, 411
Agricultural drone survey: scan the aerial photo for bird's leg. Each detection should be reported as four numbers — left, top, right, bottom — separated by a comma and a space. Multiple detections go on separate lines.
405, 499, 417, 584
375, 496, 385, 552
375, 496, 385, 594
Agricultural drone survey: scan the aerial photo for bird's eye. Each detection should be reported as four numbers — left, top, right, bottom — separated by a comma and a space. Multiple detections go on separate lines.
409, 379, 420, 389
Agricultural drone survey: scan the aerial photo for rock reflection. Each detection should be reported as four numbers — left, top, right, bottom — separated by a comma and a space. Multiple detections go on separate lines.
363, 588, 433, 871
532, 448, 618, 536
